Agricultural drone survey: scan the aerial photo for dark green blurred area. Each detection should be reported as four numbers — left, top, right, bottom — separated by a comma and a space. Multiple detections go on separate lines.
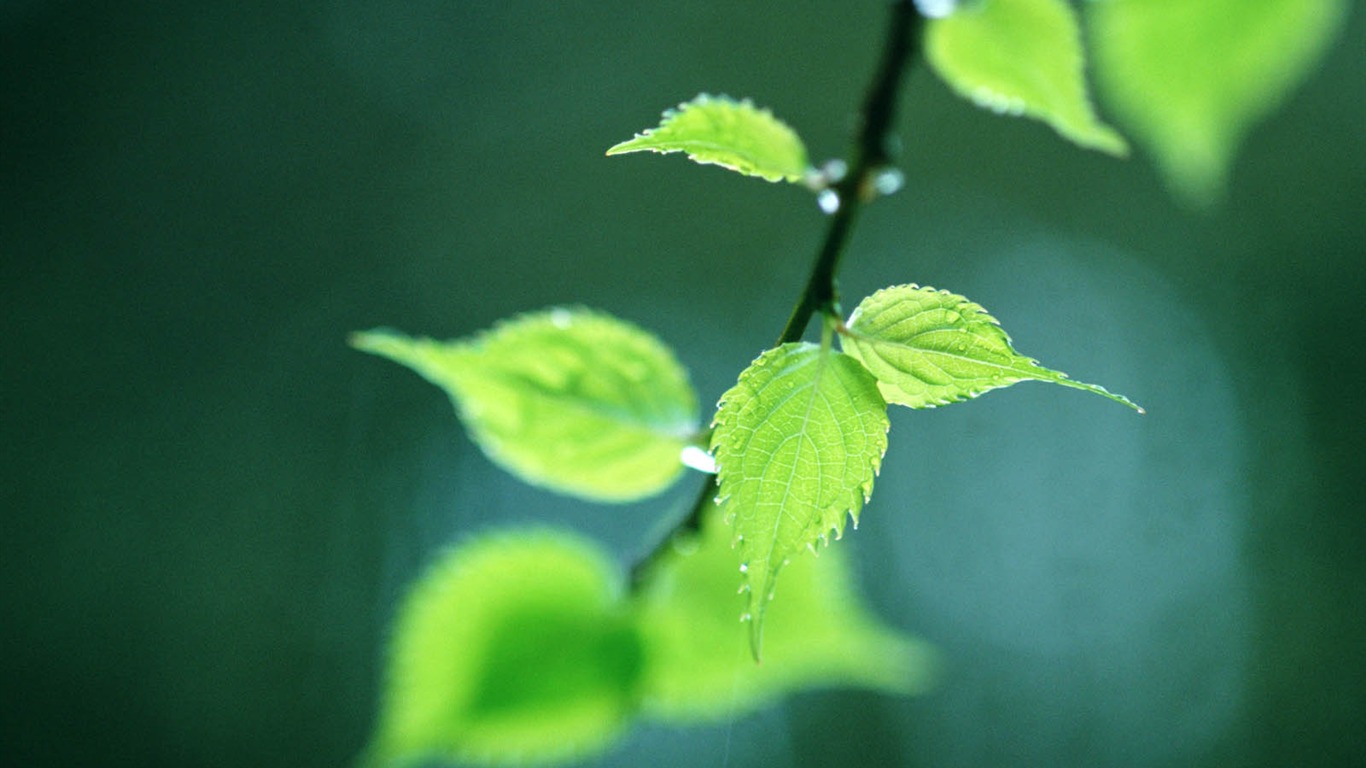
2, 1, 1363, 766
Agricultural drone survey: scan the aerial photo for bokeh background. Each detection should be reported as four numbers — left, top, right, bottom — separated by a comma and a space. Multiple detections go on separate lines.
3, 2, 1363, 766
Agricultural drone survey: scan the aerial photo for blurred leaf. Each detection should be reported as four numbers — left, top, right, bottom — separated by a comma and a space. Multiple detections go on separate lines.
634, 503, 937, 721
927, 0, 1128, 155
1087, 0, 1346, 203
711, 342, 889, 659
352, 308, 699, 502
841, 285, 1142, 411
365, 531, 643, 766
607, 94, 810, 182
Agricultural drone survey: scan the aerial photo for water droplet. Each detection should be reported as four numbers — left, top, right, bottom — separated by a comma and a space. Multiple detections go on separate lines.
822, 159, 848, 184
680, 445, 717, 474
915, 0, 958, 18
738, 562, 749, 573
549, 308, 572, 328
803, 159, 848, 191
817, 188, 841, 214
739, 612, 753, 623
873, 168, 904, 196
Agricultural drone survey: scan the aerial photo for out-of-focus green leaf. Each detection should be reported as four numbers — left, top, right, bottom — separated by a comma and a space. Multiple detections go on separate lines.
926, 0, 1128, 155
607, 94, 810, 182
841, 285, 1142, 411
711, 342, 889, 659
634, 503, 937, 720
364, 531, 643, 766
352, 308, 699, 502
1087, 0, 1346, 203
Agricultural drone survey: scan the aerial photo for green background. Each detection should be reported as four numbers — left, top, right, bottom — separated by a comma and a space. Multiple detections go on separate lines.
3, 1, 1362, 766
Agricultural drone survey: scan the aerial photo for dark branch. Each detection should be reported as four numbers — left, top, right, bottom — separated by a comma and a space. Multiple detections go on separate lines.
778, 0, 924, 345
630, 0, 925, 589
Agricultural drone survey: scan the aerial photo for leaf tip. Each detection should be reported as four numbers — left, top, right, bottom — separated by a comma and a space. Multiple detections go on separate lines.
1088, 125, 1131, 158
349, 328, 419, 361
1051, 374, 1145, 413
604, 139, 636, 157
604, 93, 807, 182
747, 616, 764, 664
348, 328, 391, 352
1100, 386, 1146, 414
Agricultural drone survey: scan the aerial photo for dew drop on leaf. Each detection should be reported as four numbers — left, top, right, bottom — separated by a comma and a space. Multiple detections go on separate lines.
841, 284, 1143, 411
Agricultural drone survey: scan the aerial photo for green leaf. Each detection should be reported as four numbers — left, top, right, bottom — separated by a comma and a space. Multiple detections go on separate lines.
606, 94, 810, 182
352, 308, 699, 502
926, 0, 1128, 155
710, 342, 890, 659
1087, 0, 1346, 204
365, 530, 643, 766
840, 284, 1143, 412
634, 503, 937, 720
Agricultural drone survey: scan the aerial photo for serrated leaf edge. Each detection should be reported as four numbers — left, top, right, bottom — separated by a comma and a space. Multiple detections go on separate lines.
842, 284, 1143, 412
709, 343, 890, 659
606, 93, 810, 183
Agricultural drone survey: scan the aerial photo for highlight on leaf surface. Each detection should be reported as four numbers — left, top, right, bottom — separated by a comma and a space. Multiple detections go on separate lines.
926, 0, 1128, 155
710, 342, 890, 660
840, 285, 1143, 412
351, 308, 699, 502
1086, 0, 1346, 204
606, 94, 810, 182
634, 503, 937, 720
364, 530, 643, 767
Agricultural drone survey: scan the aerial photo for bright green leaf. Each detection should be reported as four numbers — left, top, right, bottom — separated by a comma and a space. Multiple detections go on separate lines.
606, 94, 810, 182
634, 502, 937, 720
927, 0, 1128, 155
352, 308, 699, 502
364, 530, 643, 767
841, 284, 1143, 412
1087, 0, 1346, 203
711, 342, 890, 659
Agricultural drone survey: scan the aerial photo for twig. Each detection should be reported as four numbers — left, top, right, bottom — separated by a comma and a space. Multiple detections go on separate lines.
629, 0, 925, 588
